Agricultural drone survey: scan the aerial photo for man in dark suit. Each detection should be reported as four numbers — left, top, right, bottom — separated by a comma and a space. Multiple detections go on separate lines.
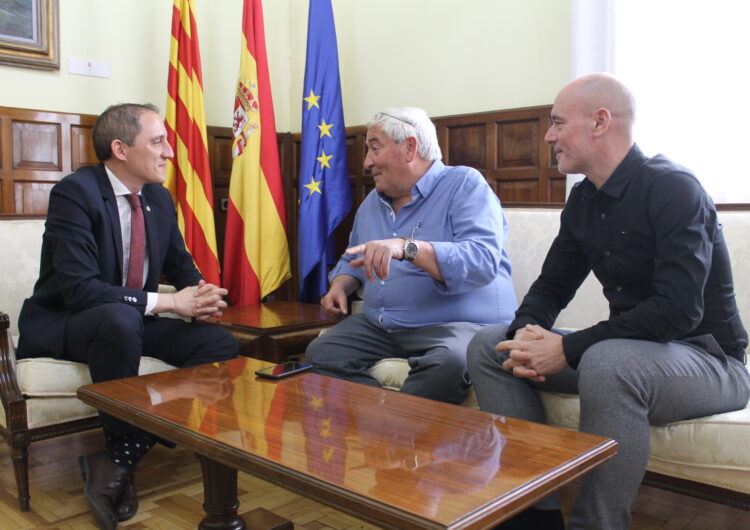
17, 103, 238, 530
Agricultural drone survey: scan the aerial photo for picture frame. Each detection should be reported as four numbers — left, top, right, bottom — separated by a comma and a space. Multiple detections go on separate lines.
0, 0, 59, 70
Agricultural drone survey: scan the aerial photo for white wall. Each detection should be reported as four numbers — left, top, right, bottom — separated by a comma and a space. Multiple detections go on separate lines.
0, 0, 570, 131
307, 0, 571, 127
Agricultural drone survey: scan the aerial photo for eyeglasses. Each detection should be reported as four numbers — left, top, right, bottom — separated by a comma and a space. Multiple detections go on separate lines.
375, 111, 416, 128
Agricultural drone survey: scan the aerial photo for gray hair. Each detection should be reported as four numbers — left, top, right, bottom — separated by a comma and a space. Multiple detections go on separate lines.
92, 103, 160, 162
366, 107, 442, 161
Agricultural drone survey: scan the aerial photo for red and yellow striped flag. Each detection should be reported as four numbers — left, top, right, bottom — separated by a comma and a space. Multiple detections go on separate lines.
164, 0, 220, 285
223, 0, 291, 305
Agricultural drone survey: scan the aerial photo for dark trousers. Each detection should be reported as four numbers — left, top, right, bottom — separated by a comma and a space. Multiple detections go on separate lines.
306, 313, 481, 405
65, 303, 238, 436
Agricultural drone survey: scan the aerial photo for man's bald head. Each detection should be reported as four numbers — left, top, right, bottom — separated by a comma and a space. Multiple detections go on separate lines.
560, 73, 636, 140
546, 73, 637, 186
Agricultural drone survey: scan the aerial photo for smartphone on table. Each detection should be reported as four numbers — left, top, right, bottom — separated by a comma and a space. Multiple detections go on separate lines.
255, 361, 313, 379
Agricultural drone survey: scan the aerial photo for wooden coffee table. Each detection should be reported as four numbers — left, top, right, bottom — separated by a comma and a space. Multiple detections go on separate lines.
78, 357, 617, 529
209, 302, 338, 363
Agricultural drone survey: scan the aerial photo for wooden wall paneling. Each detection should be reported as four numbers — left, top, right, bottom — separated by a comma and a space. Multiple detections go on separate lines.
206, 125, 233, 276
495, 179, 541, 203
12, 121, 61, 171
62, 111, 96, 175
13, 180, 55, 215
70, 124, 97, 171
490, 114, 543, 204
548, 175, 567, 203
207, 127, 234, 182
280, 134, 302, 302
445, 122, 488, 171
496, 119, 539, 168
345, 128, 364, 202
10, 118, 62, 216
490, 108, 544, 203
436, 115, 490, 178
338, 128, 367, 254
432, 106, 562, 205
0, 106, 97, 215
544, 142, 567, 203
276, 132, 296, 302
212, 183, 229, 263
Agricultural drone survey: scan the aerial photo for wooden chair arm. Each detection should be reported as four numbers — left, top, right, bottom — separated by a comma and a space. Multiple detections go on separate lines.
0, 312, 29, 441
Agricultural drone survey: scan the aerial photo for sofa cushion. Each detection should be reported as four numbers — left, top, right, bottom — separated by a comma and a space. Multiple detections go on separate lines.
24, 396, 100, 429
368, 358, 409, 391
540, 378, 750, 495
646, 398, 750, 493
0, 356, 176, 430
16, 356, 176, 398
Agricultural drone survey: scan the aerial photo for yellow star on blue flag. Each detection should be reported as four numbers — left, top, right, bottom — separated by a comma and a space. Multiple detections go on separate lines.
303, 89, 321, 110
318, 119, 334, 138
304, 176, 322, 196
316, 150, 333, 169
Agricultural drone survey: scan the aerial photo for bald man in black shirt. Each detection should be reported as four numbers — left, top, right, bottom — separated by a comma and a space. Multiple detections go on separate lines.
468, 74, 749, 530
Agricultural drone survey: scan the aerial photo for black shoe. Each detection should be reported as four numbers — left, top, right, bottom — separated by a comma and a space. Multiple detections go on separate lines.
115, 471, 138, 522
494, 507, 565, 530
78, 452, 129, 530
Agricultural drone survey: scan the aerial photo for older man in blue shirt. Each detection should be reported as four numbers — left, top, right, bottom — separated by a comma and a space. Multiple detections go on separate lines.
305, 107, 517, 404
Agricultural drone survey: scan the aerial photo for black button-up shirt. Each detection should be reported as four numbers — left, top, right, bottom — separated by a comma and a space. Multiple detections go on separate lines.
510, 145, 747, 367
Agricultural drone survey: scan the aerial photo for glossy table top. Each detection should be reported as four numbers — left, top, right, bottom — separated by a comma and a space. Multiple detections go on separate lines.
78, 358, 617, 529
210, 301, 337, 331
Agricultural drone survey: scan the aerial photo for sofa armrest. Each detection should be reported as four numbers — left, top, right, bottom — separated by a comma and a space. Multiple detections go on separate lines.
0, 311, 29, 437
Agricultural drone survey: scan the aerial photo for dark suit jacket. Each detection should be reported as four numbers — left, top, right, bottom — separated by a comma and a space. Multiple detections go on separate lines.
17, 163, 201, 358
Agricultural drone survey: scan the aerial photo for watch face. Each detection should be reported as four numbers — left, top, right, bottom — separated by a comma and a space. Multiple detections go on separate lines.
404, 240, 419, 260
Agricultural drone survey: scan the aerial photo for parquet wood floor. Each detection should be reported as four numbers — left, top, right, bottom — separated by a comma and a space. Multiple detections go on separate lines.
0, 429, 747, 529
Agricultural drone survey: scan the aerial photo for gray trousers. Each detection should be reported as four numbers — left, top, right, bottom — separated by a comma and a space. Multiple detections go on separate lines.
306, 313, 481, 404
467, 324, 750, 530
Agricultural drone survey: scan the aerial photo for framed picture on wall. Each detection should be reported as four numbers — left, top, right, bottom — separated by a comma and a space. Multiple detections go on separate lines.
0, 0, 59, 70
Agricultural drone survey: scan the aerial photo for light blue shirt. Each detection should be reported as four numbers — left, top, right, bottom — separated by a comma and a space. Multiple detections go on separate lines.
329, 160, 517, 332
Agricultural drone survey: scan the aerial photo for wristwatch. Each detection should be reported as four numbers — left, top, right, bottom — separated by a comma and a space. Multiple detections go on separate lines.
402, 238, 419, 261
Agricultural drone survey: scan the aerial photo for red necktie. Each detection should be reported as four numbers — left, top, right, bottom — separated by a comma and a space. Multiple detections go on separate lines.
125, 193, 145, 289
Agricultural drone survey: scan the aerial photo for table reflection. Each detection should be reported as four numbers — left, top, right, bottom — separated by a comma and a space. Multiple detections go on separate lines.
353, 391, 506, 516
145, 361, 507, 516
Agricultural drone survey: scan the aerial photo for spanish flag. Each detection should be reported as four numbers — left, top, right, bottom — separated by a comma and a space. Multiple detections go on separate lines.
223, 0, 291, 305
164, 0, 220, 285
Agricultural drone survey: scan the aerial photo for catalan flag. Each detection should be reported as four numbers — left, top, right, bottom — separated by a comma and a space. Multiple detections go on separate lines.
223, 0, 291, 305
164, 0, 220, 285
298, 0, 352, 302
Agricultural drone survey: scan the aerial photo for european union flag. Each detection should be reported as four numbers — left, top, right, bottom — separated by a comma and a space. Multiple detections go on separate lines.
298, 0, 352, 303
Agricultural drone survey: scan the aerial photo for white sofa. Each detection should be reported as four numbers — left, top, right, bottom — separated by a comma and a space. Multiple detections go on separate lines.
0, 218, 175, 511
367, 207, 750, 509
